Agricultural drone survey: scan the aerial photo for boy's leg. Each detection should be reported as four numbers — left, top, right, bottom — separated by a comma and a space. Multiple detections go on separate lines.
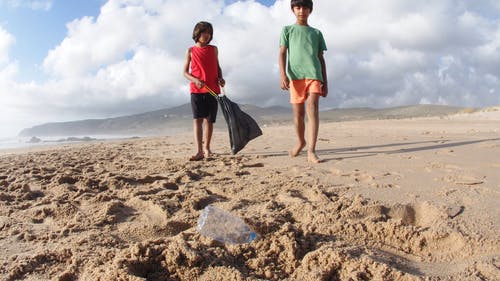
203, 118, 213, 157
204, 93, 218, 157
191, 118, 204, 161
290, 103, 306, 157
306, 93, 321, 163
190, 94, 205, 161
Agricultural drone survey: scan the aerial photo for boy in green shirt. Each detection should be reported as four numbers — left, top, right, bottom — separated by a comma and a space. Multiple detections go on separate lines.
279, 0, 328, 163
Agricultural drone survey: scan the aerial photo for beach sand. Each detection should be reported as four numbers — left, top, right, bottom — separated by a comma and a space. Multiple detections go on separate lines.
0, 107, 499, 280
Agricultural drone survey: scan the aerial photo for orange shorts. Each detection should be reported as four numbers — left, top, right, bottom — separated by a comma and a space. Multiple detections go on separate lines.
289, 79, 324, 104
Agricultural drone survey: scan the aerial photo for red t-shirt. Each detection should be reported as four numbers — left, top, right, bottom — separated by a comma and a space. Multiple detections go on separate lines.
190, 45, 220, 94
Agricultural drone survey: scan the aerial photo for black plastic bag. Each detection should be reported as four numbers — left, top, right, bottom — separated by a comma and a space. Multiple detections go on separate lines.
217, 95, 262, 154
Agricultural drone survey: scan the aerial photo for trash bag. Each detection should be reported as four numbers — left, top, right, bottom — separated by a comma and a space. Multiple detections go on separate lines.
205, 86, 262, 154
217, 94, 263, 154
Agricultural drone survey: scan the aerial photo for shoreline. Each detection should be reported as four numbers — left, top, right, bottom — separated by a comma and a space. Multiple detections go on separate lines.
3, 106, 498, 154
7, 104, 495, 153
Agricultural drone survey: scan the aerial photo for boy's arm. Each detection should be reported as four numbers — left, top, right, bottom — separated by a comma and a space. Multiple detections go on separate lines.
279, 45, 289, 90
319, 51, 328, 97
183, 48, 204, 89
215, 46, 225, 87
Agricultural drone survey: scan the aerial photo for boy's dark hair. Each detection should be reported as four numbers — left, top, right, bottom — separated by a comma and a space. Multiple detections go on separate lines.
291, 0, 313, 12
192, 21, 213, 44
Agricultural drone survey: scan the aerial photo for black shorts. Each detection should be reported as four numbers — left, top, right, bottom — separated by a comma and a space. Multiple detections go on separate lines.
191, 93, 218, 123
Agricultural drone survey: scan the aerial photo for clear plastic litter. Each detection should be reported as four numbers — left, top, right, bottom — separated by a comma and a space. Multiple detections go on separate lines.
196, 205, 257, 244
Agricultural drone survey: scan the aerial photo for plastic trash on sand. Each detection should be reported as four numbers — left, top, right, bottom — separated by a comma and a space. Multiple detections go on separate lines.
196, 205, 257, 244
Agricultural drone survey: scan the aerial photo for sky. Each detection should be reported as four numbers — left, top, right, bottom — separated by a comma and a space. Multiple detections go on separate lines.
0, 0, 499, 137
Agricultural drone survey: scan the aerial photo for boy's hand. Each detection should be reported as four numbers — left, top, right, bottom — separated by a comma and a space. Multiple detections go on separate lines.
218, 77, 226, 87
193, 78, 204, 89
280, 76, 290, 90
322, 83, 328, 97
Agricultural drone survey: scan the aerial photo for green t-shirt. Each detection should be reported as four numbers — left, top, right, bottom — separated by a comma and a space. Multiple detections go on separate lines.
280, 24, 327, 81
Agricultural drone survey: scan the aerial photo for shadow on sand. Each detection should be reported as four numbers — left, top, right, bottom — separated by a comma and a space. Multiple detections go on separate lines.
250, 138, 500, 162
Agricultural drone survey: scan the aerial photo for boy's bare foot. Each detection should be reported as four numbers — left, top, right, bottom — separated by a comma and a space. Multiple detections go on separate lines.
289, 143, 306, 157
189, 152, 204, 161
308, 152, 322, 164
204, 149, 212, 158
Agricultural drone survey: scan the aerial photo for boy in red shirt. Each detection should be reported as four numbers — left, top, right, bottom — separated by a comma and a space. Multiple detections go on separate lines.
183, 21, 225, 161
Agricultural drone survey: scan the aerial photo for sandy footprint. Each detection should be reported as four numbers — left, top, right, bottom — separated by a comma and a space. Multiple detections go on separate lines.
330, 167, 343, 176
353, 171, 376, 183
276, 189, 307, 205
389, 202, 447, 227
440, 174, 485, 186
370, 182, 401, 189
345, 201, 468, 262
301, 186, 332, 203
116, 198, 176, 241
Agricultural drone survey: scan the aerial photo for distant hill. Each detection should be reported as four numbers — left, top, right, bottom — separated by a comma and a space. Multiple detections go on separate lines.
18, 103, 292, 137
320, 104, 470, 122
18, 104, 471, 137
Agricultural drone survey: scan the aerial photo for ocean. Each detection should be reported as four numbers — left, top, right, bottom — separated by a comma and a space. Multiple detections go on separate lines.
0, 126, 193, 151
0, 134, 146, 151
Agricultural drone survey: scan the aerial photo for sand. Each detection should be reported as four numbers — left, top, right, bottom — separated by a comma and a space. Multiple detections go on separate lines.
0, 107, 499, 280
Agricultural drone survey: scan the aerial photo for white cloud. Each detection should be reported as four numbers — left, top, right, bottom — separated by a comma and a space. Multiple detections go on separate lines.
313, 0, 500, 108
0, 27, 15, 65
0, 0, 499, 137
93, 46, 185, 101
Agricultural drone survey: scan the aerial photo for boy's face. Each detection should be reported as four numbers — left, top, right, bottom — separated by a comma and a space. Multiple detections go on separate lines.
198, 31, 212, 44
292, 5, 311, 21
